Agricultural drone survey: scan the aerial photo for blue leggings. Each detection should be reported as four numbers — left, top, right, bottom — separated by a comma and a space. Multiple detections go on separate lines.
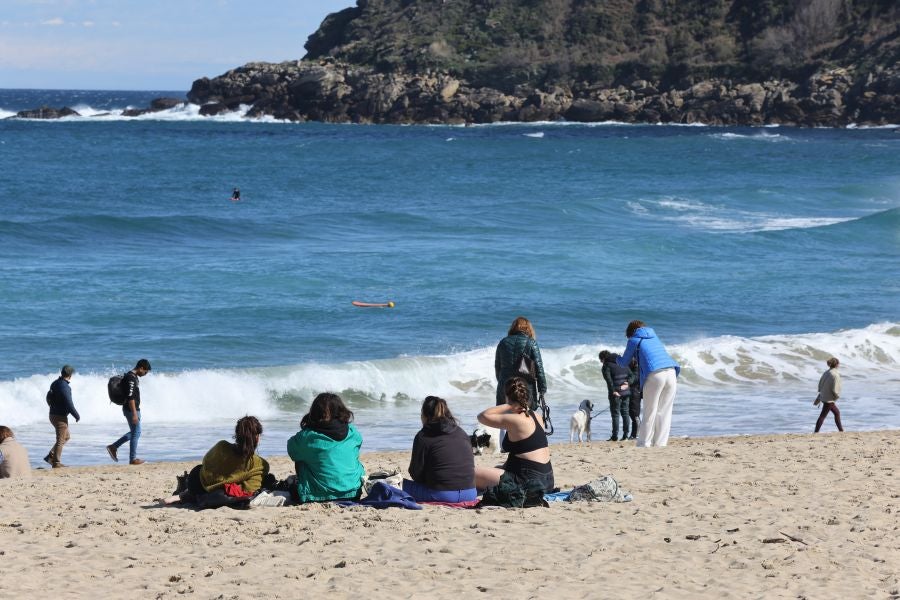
402, 479, 477, 502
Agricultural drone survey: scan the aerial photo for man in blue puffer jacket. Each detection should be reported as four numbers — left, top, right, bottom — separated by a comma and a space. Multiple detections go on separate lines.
617, 320, 680, 447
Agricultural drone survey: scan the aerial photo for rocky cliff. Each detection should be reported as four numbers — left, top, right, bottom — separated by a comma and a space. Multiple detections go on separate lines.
25, 0, 900, 125
187, 0, 898, 125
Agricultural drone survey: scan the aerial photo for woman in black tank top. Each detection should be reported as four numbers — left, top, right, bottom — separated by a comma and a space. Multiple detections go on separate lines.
474, 377, 554, 493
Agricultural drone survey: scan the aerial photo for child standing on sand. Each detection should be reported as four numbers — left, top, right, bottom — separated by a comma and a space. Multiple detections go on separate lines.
814, 357, 844, 432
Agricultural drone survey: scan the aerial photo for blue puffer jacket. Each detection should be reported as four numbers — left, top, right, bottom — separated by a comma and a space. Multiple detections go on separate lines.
616, 327, 680, 389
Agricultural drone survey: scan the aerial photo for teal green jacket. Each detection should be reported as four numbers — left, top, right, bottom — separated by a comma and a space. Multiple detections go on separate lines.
287, 424, 364, 503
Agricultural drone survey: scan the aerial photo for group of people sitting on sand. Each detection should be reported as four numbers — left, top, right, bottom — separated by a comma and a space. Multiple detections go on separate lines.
158, 374, 552, 509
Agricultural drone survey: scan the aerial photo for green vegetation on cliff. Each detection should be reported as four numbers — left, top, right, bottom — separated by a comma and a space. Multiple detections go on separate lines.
304, 0, 899, 90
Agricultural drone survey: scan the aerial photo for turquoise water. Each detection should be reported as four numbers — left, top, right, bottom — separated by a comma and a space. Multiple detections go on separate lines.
1, 90, 898, 466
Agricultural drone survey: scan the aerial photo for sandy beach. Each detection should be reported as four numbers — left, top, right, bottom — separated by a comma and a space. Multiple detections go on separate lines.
1, 430, 897, 599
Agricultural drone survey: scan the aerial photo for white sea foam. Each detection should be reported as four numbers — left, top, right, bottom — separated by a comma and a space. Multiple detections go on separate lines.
710, 132, 790, 142
5, 104, 896, 129
5, 324, 898, 464
0, 369, 280, 429
4, 102, 292, 124
2, 323, 896, 430
631, 196, 860, 233
523, 131, 545, 138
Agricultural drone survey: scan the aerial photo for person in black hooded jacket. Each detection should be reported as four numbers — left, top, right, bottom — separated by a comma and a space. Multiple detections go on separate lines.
403, 396, 476, 502
599, 350, 632, 441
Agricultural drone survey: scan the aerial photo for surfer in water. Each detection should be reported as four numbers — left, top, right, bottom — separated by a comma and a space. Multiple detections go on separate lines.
231, 187, 241, 202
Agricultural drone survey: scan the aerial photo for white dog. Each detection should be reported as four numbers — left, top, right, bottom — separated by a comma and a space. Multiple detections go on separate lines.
570, 399, 594, 443
470, 424, 501, 456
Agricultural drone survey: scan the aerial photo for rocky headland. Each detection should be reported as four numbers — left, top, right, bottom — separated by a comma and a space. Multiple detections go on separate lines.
15, 0, 900, 126
183, 59, 898, 126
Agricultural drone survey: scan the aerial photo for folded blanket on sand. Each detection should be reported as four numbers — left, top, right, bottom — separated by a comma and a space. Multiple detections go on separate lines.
336, 481, 422, 510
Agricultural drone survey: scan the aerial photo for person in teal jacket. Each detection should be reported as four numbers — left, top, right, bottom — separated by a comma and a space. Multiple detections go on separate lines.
287, 392, 364, 503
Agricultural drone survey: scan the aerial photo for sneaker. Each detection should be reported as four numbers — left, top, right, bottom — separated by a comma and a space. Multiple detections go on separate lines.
106, 445, 118, 462
129, 458, 145, 465
607, 436, 618, 442
44, 453, 54, 466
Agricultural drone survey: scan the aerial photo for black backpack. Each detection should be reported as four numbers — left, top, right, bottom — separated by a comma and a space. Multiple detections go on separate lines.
46, 378, 59, 407
107, 374, 126, 405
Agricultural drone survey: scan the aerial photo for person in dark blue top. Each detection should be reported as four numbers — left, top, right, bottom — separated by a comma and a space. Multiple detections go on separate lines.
45, 364, 79, 468
474, 377, 554, 493
599, 350, 632, 441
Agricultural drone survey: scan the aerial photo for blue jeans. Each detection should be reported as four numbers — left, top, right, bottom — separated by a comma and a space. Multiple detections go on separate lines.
402, 479, 477, 502
112, 409, 141, 462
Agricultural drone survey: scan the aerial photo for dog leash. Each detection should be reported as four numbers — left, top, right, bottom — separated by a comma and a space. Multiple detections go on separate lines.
589, 406, 608, 419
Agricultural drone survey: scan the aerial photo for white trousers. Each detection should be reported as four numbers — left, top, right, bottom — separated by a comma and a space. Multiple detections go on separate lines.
637, 368, 677, 447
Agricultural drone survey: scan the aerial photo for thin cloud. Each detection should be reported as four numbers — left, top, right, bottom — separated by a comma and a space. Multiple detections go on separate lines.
41, 17, 65, 26
82, 21, 94, 27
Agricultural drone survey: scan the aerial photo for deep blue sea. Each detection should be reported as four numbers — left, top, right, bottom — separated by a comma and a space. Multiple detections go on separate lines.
1, 89, 898, 467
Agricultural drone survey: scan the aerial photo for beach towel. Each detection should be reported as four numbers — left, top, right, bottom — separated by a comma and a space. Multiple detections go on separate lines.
543, 491, 571, 503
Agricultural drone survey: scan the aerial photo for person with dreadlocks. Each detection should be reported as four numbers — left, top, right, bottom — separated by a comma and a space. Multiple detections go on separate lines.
474, 376, 555, 493
160, 416, 269, 507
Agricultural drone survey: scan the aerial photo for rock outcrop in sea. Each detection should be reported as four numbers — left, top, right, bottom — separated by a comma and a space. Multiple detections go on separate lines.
184, 60, 899, 126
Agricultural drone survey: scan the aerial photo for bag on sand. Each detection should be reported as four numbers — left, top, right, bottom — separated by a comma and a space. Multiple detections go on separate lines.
567, 475, 632, 503
107, 374, 126, 405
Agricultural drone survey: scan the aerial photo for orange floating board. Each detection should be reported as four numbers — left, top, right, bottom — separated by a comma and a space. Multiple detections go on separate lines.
352, 300, 395, 308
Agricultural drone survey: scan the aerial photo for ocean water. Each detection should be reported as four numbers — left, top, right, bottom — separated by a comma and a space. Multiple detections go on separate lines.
1, 89, 898, 467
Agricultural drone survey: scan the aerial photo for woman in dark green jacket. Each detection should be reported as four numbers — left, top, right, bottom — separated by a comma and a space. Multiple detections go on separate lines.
494, 316, 547, 410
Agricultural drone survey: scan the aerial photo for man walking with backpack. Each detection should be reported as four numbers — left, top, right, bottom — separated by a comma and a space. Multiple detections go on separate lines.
106, 359, 151, 465
46, 364, 79, 468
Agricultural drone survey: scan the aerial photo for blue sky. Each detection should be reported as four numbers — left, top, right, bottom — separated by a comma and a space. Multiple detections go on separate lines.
0, 0, 355, 90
